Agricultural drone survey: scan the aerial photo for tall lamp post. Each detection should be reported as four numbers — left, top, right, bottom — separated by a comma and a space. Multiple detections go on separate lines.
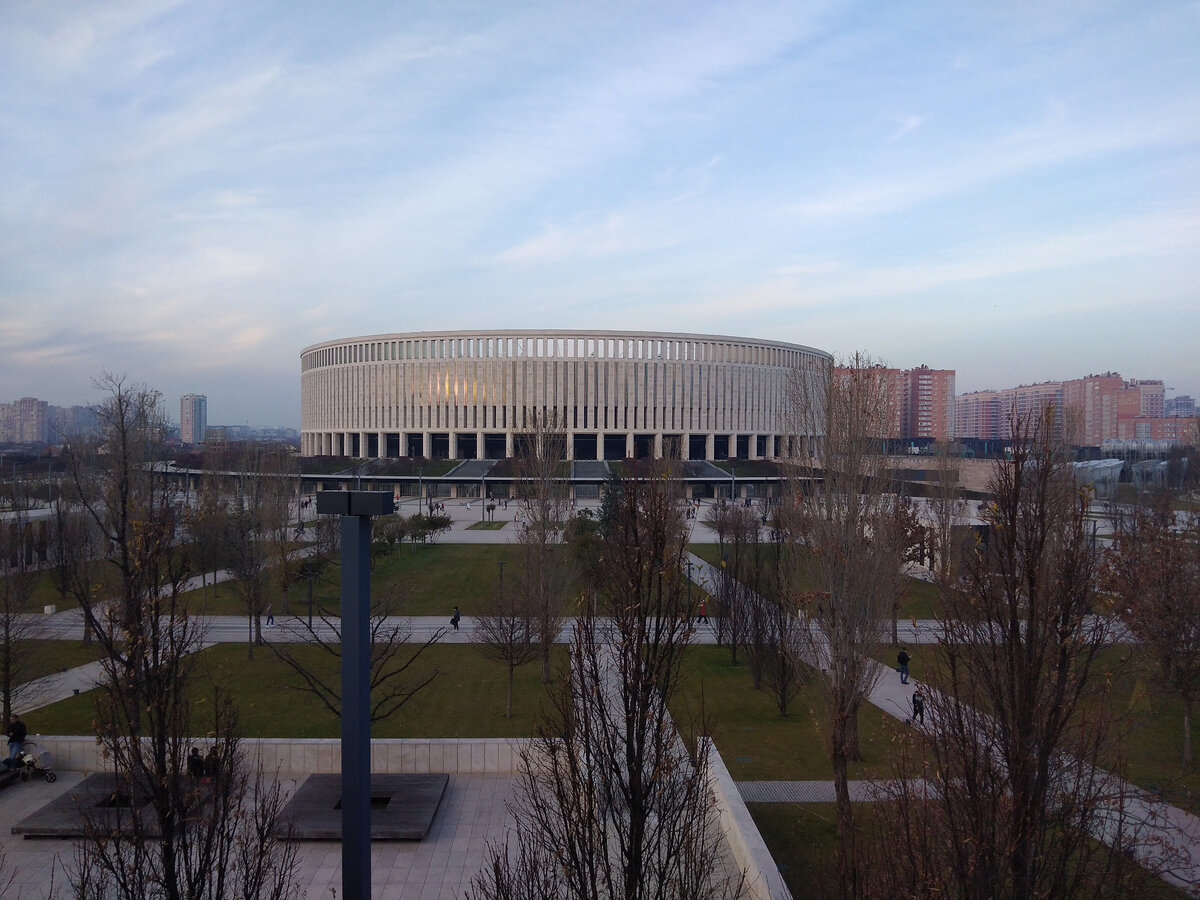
315, 490, 394, 900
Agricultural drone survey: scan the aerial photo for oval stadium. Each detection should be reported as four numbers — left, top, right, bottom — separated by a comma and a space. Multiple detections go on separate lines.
300, 330, 830, 465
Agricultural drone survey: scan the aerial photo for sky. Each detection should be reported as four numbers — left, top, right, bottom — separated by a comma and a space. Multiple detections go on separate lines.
2, 1, 1197, 428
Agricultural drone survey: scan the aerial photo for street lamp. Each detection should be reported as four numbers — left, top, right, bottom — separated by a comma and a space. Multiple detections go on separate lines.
314, 489, 394, 900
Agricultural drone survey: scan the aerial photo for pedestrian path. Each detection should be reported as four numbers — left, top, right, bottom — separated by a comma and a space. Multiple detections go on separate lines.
862, 655, 1200, 894
737, 780, 921, 803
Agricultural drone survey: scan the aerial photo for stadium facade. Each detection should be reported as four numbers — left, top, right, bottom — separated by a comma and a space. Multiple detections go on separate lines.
300, 330, 830, 462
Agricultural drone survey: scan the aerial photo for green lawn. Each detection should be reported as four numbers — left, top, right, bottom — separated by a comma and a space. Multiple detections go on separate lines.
26, 642, 565, 739
673, 645, 899, 782
1099, 646, 1200, 808
19, 640, 107, 682
871, 642, 1200, 808
746, 803, 844, 898
182, 543, 566, 617
689, 543, 939, 619
748, 803, 1189, 900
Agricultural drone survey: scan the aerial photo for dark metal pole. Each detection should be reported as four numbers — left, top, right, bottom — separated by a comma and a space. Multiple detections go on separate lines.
317, 489, 393, 900
341, 511, 371, 900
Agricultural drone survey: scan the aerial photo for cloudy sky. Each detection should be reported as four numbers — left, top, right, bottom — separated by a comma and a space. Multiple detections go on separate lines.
2, 1, 1197, 427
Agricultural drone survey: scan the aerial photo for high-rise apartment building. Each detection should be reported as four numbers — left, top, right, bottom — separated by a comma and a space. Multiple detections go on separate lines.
830, 364, 956, 441
957, 375, 1183, 446
955, 390, 1002, 440
901, 365, 955, 441
180, 394, 207, 445
15, 397, 49, 443
1060, 374, 1124, 446
1166, 395, 1196, 417
954, 382, 1062, 441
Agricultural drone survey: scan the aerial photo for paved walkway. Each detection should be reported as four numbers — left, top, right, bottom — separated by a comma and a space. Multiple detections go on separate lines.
737, 780, 921, 803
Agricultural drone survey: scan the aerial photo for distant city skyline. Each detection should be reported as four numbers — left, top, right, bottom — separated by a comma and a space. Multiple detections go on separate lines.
2, 3, 1197, 424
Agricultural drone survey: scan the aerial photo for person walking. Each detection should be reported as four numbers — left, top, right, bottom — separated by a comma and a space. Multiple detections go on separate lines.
696, 598, 708, 625
266, 604, 275, 627
451, 606, 461, 632
911, 689, 925, 725
897, 647, 911, 684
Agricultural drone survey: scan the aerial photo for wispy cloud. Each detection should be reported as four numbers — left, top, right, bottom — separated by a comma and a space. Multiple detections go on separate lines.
886, 114, 924, 142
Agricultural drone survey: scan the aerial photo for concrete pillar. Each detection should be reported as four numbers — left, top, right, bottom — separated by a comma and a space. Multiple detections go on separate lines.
377, 431, 385, 458
505, 431, 514, 458
748, 433, 757, 460
705, 433, 715, 461
448, 433, 457, 461
625, 433, 634, 458
423, 431, 431, 460
596, 432, 604, 461
477, 431, 485, 460
653, 433, 663, 458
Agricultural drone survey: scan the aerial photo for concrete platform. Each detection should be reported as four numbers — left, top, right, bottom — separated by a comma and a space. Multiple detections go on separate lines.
13, 772, 159, 837
275, 774, 449, 840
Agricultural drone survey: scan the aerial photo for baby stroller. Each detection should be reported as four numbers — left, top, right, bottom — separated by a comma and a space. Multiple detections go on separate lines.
14, 742, 56, 783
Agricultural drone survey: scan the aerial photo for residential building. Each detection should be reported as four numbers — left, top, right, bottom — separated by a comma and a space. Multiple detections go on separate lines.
1166, 395, 1195, 417
180, 394, 208, 445
901, 365, 955, 441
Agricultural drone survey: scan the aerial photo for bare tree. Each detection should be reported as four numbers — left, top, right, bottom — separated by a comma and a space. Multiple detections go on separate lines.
470, 467, 742, 900
220, 445, 285, 656
512, 409, 570, 684
261, 449, 301, 615
753, 498, 810, 717
865, 408, 1131, 900
1102, 493, 1200, 763
50, 498, 108, 645
787, 353, 905, 896
62, 374, 297, 899
268, 591, 443, 724
703, 501, 760, 666
183, 466, 230, 606
473, 561, 539, 718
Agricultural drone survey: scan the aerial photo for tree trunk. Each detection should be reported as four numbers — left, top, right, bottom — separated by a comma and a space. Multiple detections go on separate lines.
831, 736, 856, 899
1184, 695, 1193, 764
846, 697, 862, 762
507, 660, 515, 719
541, 643, 551, 684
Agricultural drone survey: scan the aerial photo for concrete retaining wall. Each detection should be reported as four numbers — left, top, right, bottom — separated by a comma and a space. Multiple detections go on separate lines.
704, 738, 793, 900
29, 736, 532, 776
